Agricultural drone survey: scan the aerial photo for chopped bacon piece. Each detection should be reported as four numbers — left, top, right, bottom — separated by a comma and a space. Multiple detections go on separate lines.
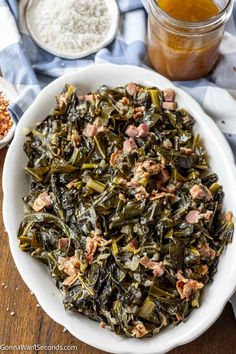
150, 191, 167, 201
142, 160, 161, 175
135, 186, 149, 200
129, 238, 138, 249
133, 106, 144, 119
156, 168, 170, 189
125, 125, 138, 137
132, 322, 149, 338
200, 264, 209, 275
140, 256, 165, 277
33, 192, 51, 212
119, 97, 130, 105
58, 93, 67, 110
100, 321, 106, 329
137, 123, 149, 138
126, 180, 140, 188
180, 147, 193, 155
185, 210, 200, 224
58, 238, 69, 250
123, 138, 137, 152
66, 179, 78, 189
166, 183, 176, 194
126, 82, 138, 96
190, 184, 212, 201
58, 255, 80, 276
97, 125, 107, 133
71, 132, 81, 147
163, 88, 175, 102
201, 210, 213, 220
83, 123, 97, 137
86, 233, 107, 264
63, 273, 78, 287
176, 270, 204, 300
162, 101, 177, 110
83, 120, 107, 137
197, 241, 216, 259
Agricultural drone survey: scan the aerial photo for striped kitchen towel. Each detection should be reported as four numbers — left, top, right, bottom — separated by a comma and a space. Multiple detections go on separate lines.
0, 0, 236, 313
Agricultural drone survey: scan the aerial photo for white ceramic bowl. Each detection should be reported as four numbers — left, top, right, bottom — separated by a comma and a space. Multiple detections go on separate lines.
26, 0, 120, 59
3, 64, 236, 354
0, 77, 18, 149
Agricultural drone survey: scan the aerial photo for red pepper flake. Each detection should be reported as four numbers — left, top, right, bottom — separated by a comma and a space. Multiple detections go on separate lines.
0, 93, 13, 140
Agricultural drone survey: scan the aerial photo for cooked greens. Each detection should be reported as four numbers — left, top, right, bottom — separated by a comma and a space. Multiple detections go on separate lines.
18, 83, 234, 337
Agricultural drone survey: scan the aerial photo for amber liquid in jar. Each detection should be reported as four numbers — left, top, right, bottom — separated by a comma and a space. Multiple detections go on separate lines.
158, 0, 220, 22
148, 0, 224, 80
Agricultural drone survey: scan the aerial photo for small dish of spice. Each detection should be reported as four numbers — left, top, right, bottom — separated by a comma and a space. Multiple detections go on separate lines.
26, 0, 119, 60
0, 77, 18, 150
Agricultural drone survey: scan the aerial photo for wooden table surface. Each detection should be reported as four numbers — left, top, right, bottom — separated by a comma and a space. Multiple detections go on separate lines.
0, 147, 235, 354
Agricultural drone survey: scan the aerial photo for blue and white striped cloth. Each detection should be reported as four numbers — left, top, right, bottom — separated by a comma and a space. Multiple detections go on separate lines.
1, 0, 236, 312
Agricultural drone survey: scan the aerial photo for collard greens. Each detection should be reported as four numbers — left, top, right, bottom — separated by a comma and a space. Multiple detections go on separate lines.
18, 83, 234, 338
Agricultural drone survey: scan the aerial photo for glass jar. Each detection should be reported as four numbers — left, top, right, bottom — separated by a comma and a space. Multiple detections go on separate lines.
147, 0, 233, 80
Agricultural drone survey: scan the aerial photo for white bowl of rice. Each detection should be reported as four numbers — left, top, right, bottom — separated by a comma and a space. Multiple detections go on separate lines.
26, 0, 120, 59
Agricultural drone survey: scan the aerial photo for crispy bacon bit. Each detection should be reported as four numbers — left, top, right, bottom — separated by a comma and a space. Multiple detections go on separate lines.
137, 123, 149, 138
163, 138, 173, 149
110, 149, 123, 166
140, 256, 165, 277
126, 82, 138, 96
58, 238, 69, 250
180, 147, 193, 155
162, 101, 177, 110
190, 184, 212, 201
71, 132, 81, 147
135, 186, 149, 200
33, 192, 51, 212
125, 125, 138, 137
163, 88, 175, 102
197, 241, 216, 259
123, 138, 137, 152
120, 97, 130, 105
185, 210, 200, 224
86, 233, 107, 264
132, 322, 149, 338
100, 321, 106, 329
176, 270, 204, 300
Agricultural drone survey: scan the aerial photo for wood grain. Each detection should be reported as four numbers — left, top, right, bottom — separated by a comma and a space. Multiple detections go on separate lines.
0, 146, 235, 354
